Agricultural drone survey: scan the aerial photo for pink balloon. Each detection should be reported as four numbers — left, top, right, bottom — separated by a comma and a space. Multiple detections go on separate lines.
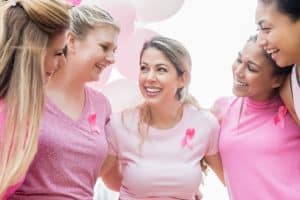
99, 0, 136, 41
87, 66, 112, 90
131, 0, 185, 22
68, 0, 82, 6
113, 28, 158, 81
102, 79, 142, 113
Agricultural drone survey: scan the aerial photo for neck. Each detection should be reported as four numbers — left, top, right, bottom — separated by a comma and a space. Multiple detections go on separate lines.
148, 100, 184, 129
46, 69, 85, 102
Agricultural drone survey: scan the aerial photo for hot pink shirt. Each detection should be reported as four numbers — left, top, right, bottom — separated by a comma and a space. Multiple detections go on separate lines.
107, 106, 220, 200
11, 87, 111, 200
215, 96, 300, 200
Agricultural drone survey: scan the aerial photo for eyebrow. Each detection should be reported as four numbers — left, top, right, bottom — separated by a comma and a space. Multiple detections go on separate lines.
140, 62, 168, 68
238, 52, 262, 68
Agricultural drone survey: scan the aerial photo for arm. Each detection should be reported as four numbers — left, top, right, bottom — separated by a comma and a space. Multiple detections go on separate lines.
211, 97, 232, 123
99, 155, 122, 192
279, 73, 300, 127
204, 153, 225, 185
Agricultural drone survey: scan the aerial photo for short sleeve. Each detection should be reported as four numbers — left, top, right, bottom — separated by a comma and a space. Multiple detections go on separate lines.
211, 96, 233, 123
205, 113, 220, 156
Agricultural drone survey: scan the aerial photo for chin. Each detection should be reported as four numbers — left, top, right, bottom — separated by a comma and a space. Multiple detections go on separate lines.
275, 57, 294, 68
232, 89, 246, 98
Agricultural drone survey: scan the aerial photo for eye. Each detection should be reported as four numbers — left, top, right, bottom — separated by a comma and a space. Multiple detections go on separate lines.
257, 25, 271, 33
247, 64, 258, 72
236, 57, 242, 63
157, 67, 167, 73
55, 52, 64, 56
100, 44, 108, 52
140, 65, 149, 73
55, 46, 67, 57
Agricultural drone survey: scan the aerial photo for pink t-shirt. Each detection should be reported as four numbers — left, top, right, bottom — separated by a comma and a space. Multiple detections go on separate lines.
106, 106, 220, 200
11, 87, 111, 200
215, 96, 300, 200
291, 65, 300, 118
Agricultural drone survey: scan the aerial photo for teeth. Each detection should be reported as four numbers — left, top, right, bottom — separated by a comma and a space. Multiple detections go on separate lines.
145, 87, 161, 93
234, 80, 247, 87
95, 64, 104, 69
265, 48, 279, 55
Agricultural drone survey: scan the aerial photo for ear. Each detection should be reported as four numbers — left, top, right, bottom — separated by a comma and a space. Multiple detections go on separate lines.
66, 31, 77, 53
271, 74, 286, 89
178, 71, 190, 88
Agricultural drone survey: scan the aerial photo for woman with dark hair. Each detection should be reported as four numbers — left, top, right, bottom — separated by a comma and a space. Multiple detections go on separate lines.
255, 0, 300, 127
213, 35, 300, 200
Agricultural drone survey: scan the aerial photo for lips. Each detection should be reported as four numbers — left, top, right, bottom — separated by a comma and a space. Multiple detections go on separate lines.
144, 86, 161, 97
95, 63, 106, 72
234, 79, 248, 87
265, 47, 279, 59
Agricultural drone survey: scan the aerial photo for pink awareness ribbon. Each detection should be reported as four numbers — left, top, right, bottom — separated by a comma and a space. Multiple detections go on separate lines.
273, 106, 287, 128
181, 128, 195, 149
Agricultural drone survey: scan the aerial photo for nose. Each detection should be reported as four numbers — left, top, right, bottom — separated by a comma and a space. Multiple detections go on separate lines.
233, 63, 245, 78
146, 69, 157, 81
105, 52, 115, 65
257, 32, 267, 48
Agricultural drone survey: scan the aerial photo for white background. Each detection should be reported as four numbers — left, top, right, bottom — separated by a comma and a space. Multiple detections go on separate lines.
81, 0, 258, 199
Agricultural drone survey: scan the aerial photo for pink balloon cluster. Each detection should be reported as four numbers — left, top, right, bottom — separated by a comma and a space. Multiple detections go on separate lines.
94, 0, 184, 84
87, 0, 184, 109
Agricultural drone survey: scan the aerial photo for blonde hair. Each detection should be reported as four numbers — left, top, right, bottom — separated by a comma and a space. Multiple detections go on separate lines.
69, 4, 120, 40
137, 36, 200, 141
0, 0, 70, 196
122, 36, 207, 171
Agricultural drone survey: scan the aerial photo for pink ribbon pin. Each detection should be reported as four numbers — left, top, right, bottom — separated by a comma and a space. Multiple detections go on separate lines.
181, 128, 195, 149
273, 106, 287, 128
88, 113, 101, 134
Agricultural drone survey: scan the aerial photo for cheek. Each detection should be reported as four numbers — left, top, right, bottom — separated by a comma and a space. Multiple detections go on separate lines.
44, 57, 52, 72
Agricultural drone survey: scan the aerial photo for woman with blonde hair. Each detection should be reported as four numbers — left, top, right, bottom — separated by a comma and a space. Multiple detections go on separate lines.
104, 36, 224, 200
0, 0, 70, 199
12, 5, 120, 199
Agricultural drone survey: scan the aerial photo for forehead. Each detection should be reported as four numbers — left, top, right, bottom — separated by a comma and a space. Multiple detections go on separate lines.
86, 26, 118, 43
242, 42, 274, 69
241, 42, 273, 71
255, 1, 277, 22
48, 31, 67, 49
142, 48, 169, 62
255, 1, 295, 24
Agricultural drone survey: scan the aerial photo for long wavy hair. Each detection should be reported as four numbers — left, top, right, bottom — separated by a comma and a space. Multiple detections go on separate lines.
0, 0, 70, 196
122, 36, 208, 171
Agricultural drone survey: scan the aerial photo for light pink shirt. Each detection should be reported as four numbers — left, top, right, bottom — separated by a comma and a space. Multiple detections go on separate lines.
215, 96, 300, 200
107, 106, 220, 200
291, 65, 300, 118
11, 87, 111, 200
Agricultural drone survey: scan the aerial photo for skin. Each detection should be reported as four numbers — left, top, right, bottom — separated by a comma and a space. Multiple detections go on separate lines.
46, 26, 118, 121
232, 41, 282, 101
102, 47, 225, 193
255, 1, 300, 126
44, 31, 68, 83
45, 26, 120, 191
